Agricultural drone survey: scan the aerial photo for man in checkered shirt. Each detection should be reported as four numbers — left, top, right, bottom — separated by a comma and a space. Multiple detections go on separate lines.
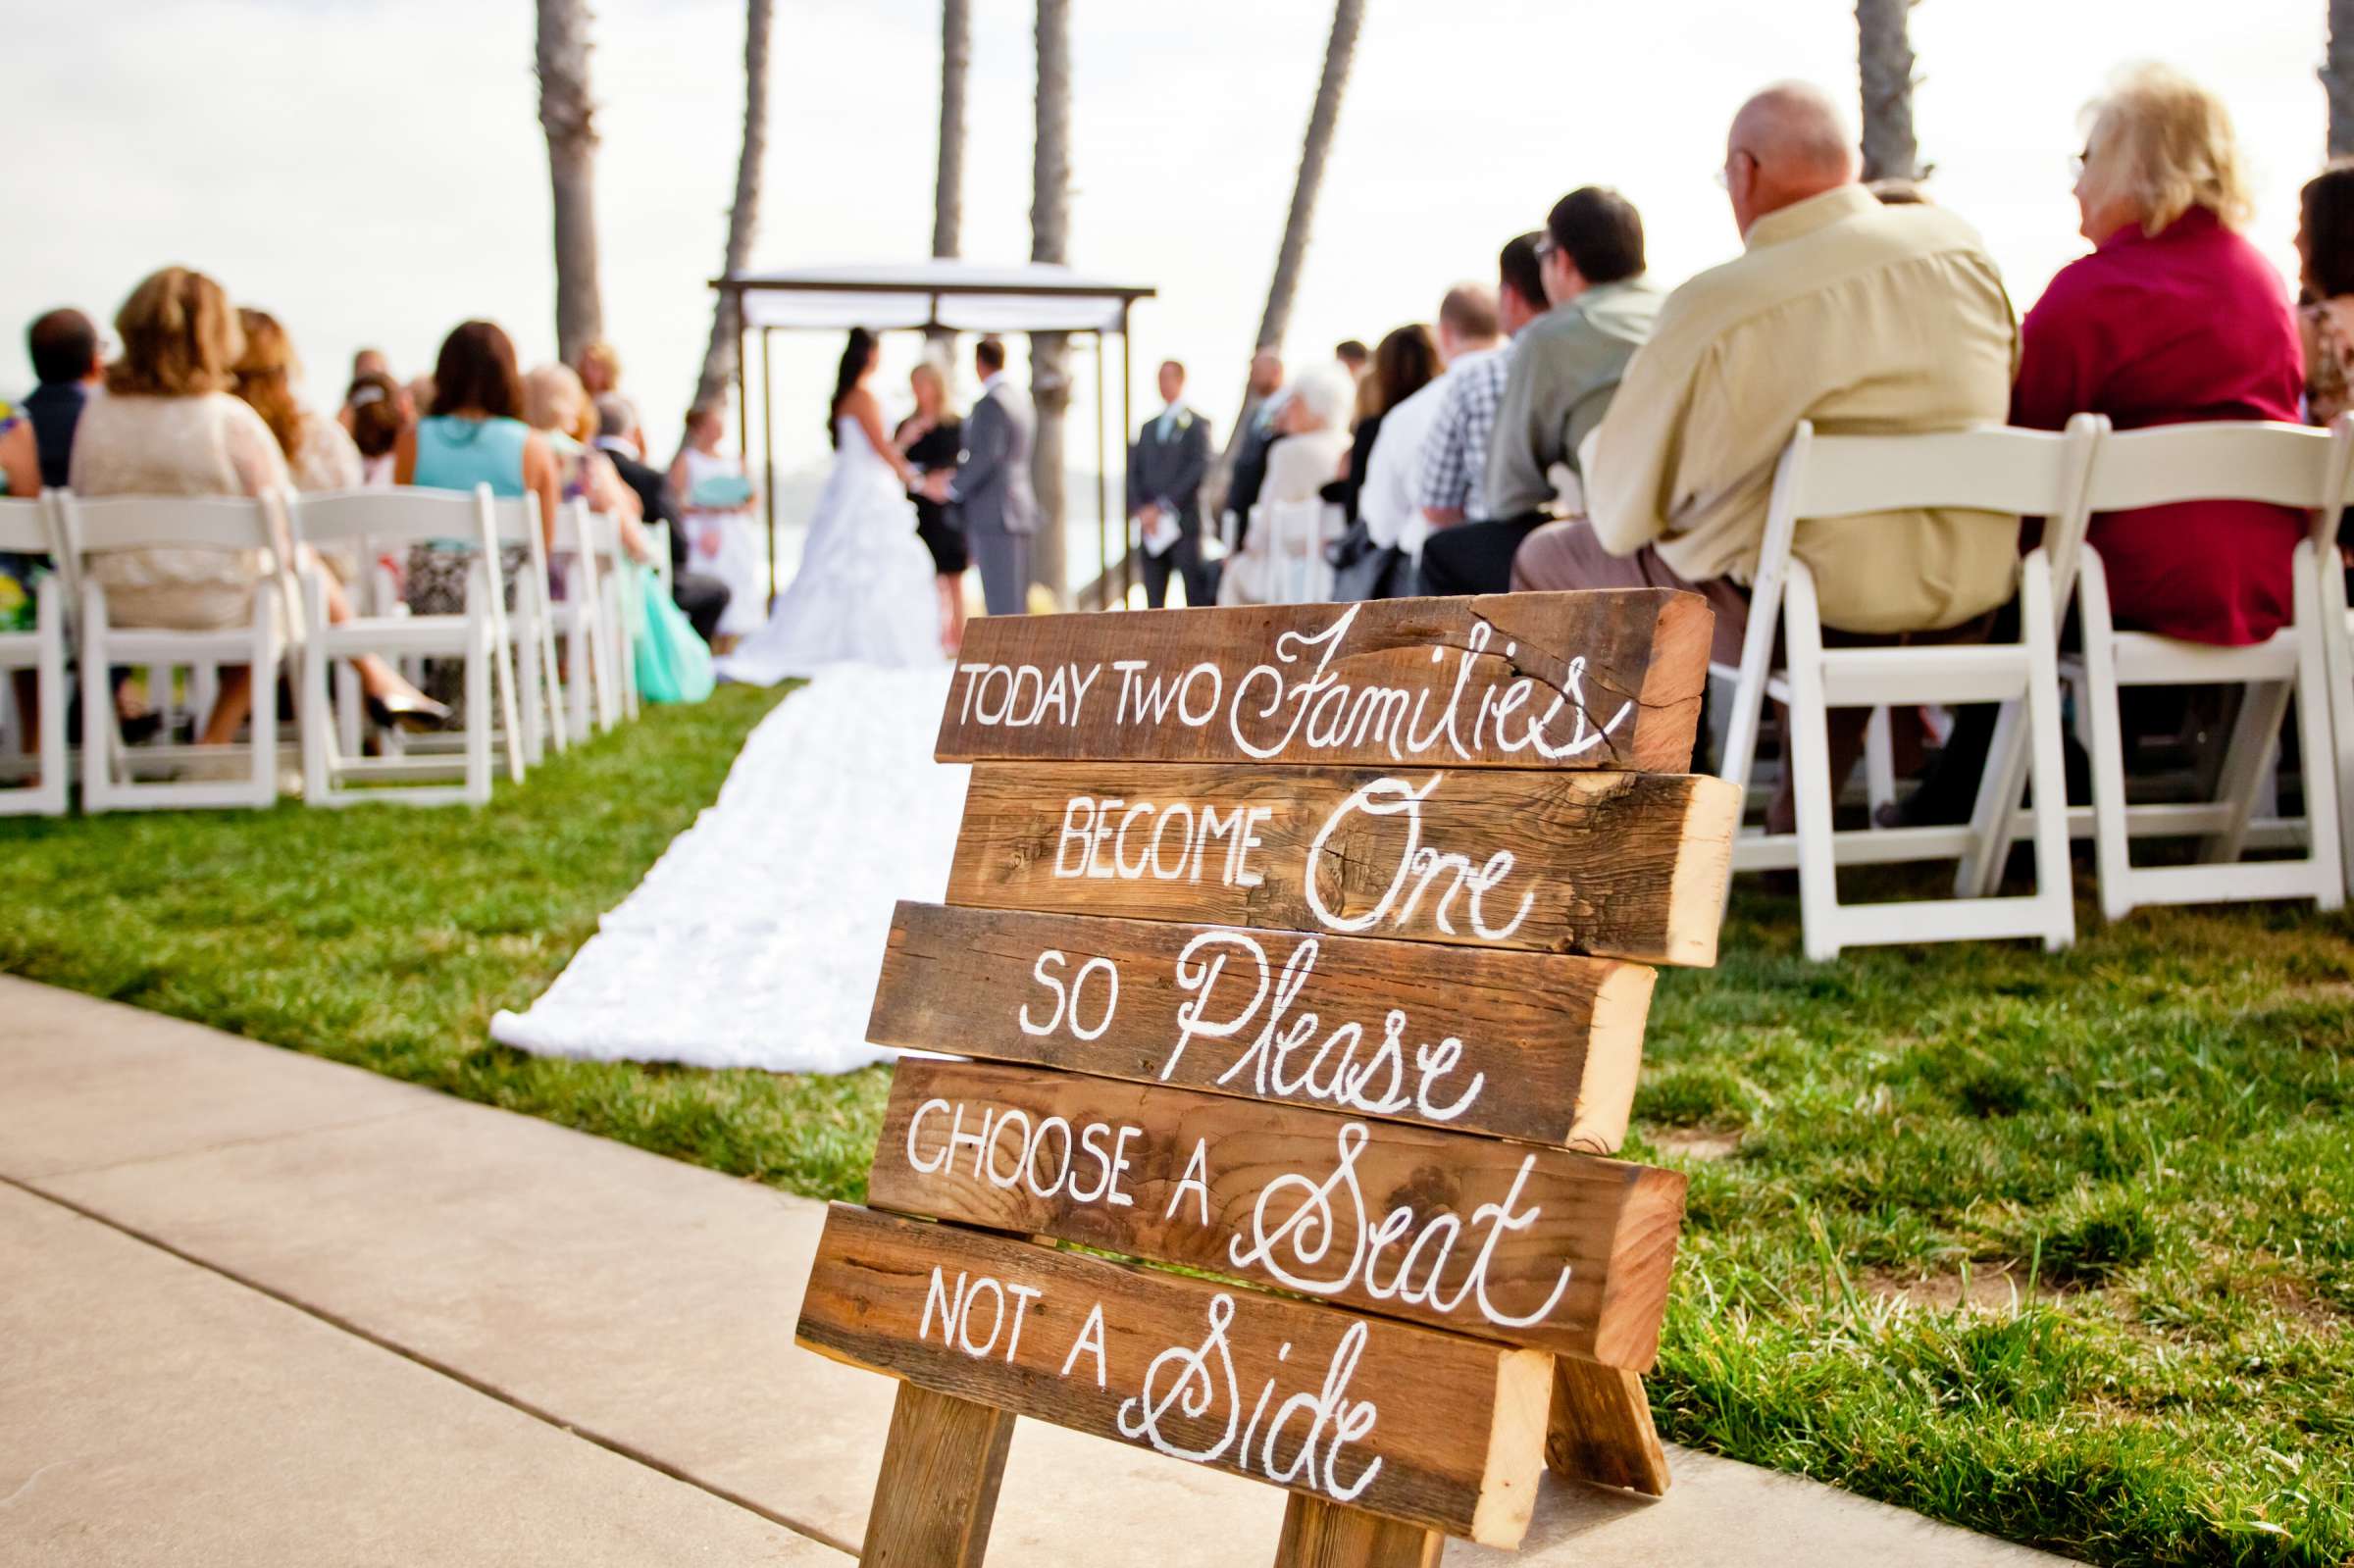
1411, 231, 1550, 594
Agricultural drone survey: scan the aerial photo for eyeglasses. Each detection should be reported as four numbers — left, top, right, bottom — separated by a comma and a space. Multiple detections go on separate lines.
1534, 235, 1558, 260
2068, 149, 2089, 178
1714, 149, 1757, 190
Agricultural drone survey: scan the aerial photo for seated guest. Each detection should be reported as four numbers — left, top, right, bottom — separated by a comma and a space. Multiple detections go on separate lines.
1223, 348, 1287, 542
1337, 324, 1441, 528
1361, 286, 1499, 566
2303, 164, 2354, 429
232, 308, 362, 492
596, 393, 729, 644
1516, 81, 2018, 820
1412, 232, 1548, 593
1, 309, 102, 496
1335, 338, 1370, 386
524, 362, 643, 524
1127, 358, 1213, 609
1440, 187, 1662, 596
394, 322, 563, 715
2012, 65, 2301, 646
74, 268, 443, 742
1217, 366, 1353, 606
352, 347, 391, 380
575, 339, 641, 458
343, 371, 411, 486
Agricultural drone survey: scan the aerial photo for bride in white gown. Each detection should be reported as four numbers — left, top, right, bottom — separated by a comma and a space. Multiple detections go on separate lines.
716, 329, 945, 684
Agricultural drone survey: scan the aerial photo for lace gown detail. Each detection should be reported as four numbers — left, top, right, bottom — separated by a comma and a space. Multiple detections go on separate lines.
715, 415, 943, 683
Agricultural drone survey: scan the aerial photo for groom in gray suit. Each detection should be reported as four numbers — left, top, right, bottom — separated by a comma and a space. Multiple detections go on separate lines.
925, 336, 1038, 616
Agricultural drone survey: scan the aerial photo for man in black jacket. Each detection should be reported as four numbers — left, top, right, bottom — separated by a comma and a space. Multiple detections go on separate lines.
593, 396, 730, 643
1127, 359, 1214, 607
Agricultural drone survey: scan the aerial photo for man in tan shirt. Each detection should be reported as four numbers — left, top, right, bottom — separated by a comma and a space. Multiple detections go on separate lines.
1513, 82, 2021, 671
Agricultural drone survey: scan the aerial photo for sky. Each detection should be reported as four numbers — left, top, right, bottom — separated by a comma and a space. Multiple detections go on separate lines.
2, 0, 2332, 505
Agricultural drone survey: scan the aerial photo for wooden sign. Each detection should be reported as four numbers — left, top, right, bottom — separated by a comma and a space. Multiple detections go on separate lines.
799, 1203, 1554, 1544
867, 901, 1655, 1150
938, 590, 1711, 773
948, 761, 1739, 966
866, 1059, 1686, 1369
791, 589, 1734, 1566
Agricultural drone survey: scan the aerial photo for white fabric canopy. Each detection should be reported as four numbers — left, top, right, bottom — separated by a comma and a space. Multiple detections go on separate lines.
727, 260, 1153, 333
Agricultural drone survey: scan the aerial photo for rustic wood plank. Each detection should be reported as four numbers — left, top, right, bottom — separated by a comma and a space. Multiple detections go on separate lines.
796, 1204, 1554, 1547
868, 901, 1657, 1151
1273, 1495, 1445, 1568
865, 1059, 1687, 1368
936, 590, 1712, 774
946, 761, 1739, 967
856, 1382, 1015, 1568
1546, 1358, 1671, 1496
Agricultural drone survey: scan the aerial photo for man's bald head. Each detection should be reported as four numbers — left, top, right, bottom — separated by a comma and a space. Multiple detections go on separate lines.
1724, 80, 1860, 236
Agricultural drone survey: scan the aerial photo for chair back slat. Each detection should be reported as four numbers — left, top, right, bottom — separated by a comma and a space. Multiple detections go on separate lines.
0, 496, 51, 554
1793, 425, 2084, 519
293, 487, 489, 552
2079, 420, 2341, 512
62, 492, 279, 556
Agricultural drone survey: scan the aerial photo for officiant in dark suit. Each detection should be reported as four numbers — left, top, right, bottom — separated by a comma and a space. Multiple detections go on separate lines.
1128, 359, 1214, 608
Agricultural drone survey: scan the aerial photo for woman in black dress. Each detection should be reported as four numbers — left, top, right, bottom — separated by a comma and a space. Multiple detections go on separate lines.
895, 359, 968, 653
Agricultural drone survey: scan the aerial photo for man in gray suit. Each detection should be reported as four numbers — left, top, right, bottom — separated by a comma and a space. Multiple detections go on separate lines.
925, 336, 1038, 616
1128, 358, 1214, 607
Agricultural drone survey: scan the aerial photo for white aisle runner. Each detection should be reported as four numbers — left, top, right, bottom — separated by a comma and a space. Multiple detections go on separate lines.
491, 665, 968, 1074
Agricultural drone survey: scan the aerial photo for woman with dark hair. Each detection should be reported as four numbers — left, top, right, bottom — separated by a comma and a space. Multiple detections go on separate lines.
393, 320, 563, 707
342, 370, 410, 485
1328, 325, 1442, 527
2299, 162, 2354, 425
714, 328, 943, 683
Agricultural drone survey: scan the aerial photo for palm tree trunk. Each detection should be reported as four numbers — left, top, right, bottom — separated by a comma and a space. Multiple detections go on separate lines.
1028, 0, 1072, 607
2327, 0, 2354, 157
536, 0, 605, 365
926, 0, 971, 357
1206, 0, 1362, 516
1856, 0, 1921, 182
695, 0, 774, 412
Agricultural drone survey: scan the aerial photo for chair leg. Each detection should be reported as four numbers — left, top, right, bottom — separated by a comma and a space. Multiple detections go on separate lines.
2290, 543, 2344, 908
2078, 552, 2135, 923
302, 581, 333, 804
247, 606, 277, 808
2200, 680, 2290, 866
465, 633, 493, 805
34, 580, 67, 816
80, 585, 114, 813
1958, 698, 2029, 897
2324, 559, 2354, 895
2018, 555, 2076, 948
1864, 706, 1895, 818
1783, 566, 1841, 960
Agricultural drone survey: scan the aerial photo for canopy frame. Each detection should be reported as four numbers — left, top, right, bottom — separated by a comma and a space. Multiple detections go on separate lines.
713, 263, 1156, 613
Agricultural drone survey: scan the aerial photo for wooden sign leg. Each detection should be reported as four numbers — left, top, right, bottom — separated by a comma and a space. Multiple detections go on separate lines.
858, 1383, 1017, 1567
1272, 1495, 1443, 1568
1546, 1358, 1670, 1496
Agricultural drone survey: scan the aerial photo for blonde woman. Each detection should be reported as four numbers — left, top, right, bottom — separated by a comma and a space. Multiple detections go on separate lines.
231, 308, 362, 492
73, 268, 444, 742
2011, 64, 2303, 647
895, 357, 967, 651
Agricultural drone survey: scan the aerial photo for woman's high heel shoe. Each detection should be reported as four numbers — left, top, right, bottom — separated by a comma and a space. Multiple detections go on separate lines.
366, 689, 454, 733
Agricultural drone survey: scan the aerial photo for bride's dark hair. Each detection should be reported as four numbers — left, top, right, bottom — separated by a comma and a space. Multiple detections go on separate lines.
829, 328, 878, 447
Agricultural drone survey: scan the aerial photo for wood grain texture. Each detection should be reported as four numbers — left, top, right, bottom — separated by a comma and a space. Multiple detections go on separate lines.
867, 1059, 1687, 1368
1546, 1358, 1670, 1496
856, 1382, 1015, 1568
796, 1203, 1553, 1546
1274, 1495, 1445, 1568
935, 590, 1712, 773
867, 901, 1657, 1151
947, 761, 1739, 967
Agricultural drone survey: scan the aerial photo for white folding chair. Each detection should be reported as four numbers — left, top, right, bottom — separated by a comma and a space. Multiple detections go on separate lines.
1718, 417, 2101, 960
288, 486, 531, 806
0, 495, 68, 815
556, 502, 625, 737
61, 490, 291, 812
1977, 417, 2348, 918
1255, 498, 1337, 604
2323, 499, 2354, 895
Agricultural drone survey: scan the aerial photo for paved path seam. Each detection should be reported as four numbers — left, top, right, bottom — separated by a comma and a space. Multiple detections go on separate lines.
0, 1171, 860, 1559
26, 1101, 439, 1181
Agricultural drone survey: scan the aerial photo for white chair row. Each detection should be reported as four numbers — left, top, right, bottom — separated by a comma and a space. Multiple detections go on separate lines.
0, 485, 641, 814
1720, 414, 2352, 961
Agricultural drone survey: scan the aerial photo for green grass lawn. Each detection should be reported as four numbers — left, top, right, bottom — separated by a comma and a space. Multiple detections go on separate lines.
2, 686, 2348, 1567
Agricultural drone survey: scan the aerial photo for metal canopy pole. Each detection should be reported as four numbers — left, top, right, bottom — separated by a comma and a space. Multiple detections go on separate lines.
1093, 329, 1109, 608
761, 326, 777, 613
1118, 301, 1134, 605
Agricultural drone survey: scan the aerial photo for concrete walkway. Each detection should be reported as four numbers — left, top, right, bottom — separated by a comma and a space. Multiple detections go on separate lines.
0, 977, 2073, 1566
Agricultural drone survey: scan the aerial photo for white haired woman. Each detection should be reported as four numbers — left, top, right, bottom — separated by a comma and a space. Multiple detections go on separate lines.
2013, 63, 2303, 646
1215, 366, 1355, 606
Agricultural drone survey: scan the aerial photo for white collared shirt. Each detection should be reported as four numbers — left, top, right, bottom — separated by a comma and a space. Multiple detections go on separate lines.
1360, 371, 1455, 558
